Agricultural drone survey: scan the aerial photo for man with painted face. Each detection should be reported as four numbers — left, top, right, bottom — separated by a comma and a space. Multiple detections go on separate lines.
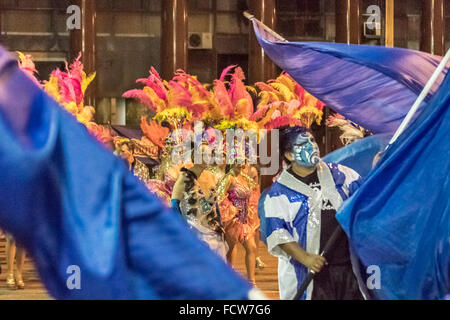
262, 126, 365, 300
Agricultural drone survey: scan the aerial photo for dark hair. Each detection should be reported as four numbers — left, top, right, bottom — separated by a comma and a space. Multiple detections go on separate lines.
160, 121, 171, 129
279, 126, 310, 163
118, 140, 135, 153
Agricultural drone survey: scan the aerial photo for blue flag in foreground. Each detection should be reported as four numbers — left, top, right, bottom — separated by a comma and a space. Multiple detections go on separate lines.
337, 71, 450, 300
252, 19, 449, 134
0, 48, 251, 299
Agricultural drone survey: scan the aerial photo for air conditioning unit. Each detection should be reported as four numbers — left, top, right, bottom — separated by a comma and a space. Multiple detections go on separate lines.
188, 32, 213, 49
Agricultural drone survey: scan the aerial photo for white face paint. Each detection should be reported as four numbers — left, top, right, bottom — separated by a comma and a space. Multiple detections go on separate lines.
292, 132, 321, 168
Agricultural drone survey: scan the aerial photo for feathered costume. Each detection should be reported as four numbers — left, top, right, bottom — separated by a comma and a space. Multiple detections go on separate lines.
214, 67, 325, 244
251, 72, 325, 130
325, 113, 370, 146
43, 53, 96, 127
123, 65, 326, 256
204, 66, 260, 243
175, 167, 228, 259
113, 137, 152, 183
17, 52, 39, 84
18, 52, 114, 148
217, 170, 260, 243
123, 68, 204, 204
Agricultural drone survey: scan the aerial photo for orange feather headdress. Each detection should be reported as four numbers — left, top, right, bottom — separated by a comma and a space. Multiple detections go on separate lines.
252, 72, 324, 130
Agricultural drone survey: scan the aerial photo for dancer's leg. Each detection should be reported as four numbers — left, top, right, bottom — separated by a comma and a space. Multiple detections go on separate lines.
15, 246, 26, 289
243, 236, 257, 285
5, 235, 16, 287
225, 232, 237, 265
254, 227, 265, 270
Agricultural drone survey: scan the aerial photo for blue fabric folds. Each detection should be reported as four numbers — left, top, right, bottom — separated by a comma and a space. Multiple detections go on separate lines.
252, 19, 449, 134
322, 134, 390, 178
0, 47, 251, 299
336, 71, 450, 299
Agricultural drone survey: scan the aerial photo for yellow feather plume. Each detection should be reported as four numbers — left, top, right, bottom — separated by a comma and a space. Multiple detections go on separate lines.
294, 106, 323, 128
258, 107, 278, 127
17, 51, 26, 64
256, 92, 270, 109
82, 71, 96, 94
143, 86, 166, 113
77, 106, 96, 125
63, 101, 78, 116
44, 76, 61, 103
257, 91, 279, 109
246, 85, 257, 95
270, 82, 295, 101
275, 74, 296, 93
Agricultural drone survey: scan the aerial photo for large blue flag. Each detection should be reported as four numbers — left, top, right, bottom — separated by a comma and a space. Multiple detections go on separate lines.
252, 19, 449, 135
337, 70, 450, 300
0, 47, 252, 299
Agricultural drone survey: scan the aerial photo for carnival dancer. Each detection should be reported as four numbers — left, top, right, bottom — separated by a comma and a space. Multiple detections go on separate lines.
250, 72, 327, 274
123, 67, 215, 204
217, 162, 260, 285
263, 126, 364, 300
141, 116, 182, 206
114, 138, 151, 183
171, 143, 228, 260
5, 234, 26, 289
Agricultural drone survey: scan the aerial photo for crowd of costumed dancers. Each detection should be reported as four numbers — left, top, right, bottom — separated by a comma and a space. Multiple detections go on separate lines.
10, 52, 367, 290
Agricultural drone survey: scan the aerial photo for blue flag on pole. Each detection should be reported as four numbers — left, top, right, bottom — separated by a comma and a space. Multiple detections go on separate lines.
250, 16, 449, 299
337, 71, 450, 300
0, 47, 252, 299
251, 19, 449, 134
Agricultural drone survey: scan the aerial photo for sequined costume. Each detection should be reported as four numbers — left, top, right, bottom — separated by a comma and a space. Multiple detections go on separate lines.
132, 159, 151, 183
218, 172, 260, 243
208, 165, 226, 183
146, 163, 181, 206
114, 137, 152, 184
172, 169, 228, 260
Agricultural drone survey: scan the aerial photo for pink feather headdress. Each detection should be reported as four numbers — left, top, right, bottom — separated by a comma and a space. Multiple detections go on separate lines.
43, 53, 96, 125
124, 68, 220, 132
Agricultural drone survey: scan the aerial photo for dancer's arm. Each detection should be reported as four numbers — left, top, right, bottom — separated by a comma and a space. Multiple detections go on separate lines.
171, 172, 189, 200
